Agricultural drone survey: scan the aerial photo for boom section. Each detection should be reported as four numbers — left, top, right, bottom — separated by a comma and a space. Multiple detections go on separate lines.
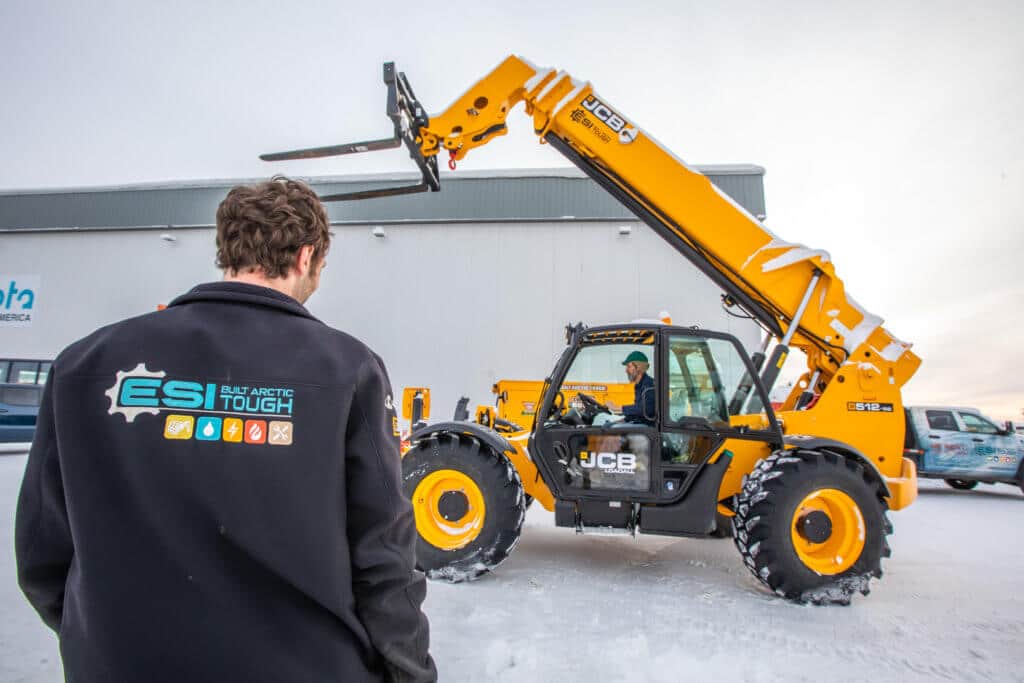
416, 56, 920, 393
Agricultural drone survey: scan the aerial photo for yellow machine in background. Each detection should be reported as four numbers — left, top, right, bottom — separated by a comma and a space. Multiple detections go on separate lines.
492, 379, 633, 428
263, 57, 921, 604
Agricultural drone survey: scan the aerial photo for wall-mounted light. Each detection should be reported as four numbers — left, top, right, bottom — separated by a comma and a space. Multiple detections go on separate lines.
618, 225, 632, 236
160, 233, 177, 243
372, 226, 386, 238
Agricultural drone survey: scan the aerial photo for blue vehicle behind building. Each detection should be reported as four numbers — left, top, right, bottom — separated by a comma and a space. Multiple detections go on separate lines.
904, 406, 1024, 493
0, 383, 43, 452
0, 359, 49, 452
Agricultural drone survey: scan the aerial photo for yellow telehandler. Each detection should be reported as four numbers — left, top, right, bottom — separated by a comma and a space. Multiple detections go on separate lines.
262, 57, 921, 604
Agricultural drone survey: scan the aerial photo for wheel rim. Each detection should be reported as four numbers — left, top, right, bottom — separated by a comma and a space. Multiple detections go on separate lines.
790, 488, 865, 575
412, 469, 486, 550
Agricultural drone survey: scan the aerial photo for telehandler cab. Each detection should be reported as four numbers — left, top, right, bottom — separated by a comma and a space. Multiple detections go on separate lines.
262, 57, 921, 604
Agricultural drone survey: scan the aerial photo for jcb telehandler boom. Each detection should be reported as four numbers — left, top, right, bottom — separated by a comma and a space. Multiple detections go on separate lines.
263, 57, 921, 604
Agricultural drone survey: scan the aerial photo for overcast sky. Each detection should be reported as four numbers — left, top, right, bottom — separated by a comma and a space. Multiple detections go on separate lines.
2, 0, 1022, 420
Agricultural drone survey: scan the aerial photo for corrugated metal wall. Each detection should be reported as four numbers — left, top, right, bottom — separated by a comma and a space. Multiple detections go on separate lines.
0, 220, 761, 420
0, 168, 766, 230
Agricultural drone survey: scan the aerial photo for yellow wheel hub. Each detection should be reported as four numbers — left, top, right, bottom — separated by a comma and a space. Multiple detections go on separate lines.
412, 469, 486, 551
790, 488, 865, 575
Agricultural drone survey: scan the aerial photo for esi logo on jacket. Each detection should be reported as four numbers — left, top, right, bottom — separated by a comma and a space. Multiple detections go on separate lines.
105, 363, 295, 446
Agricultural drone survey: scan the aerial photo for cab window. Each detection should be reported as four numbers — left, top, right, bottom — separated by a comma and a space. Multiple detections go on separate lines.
562, 344, 654, 385
0, 360, 48, 384
925, 410, 957, 431
958, 412, 999, 435
9, 361, 40, 384
559, 342, 655, 417
666, 335, 748, 425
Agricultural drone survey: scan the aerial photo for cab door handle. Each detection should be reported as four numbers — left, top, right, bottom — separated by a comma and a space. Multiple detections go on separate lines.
972, 438, 984, 443
928, 435, 940, 439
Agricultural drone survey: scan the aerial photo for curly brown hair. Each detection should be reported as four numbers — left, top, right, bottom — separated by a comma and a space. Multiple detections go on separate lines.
215, 176, 330, 278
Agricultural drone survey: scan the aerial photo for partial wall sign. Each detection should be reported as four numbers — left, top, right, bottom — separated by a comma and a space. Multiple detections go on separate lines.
0, 275, 39, 328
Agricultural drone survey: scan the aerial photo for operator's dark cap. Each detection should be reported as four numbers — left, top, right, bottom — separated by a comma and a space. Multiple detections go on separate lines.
622, 351, 649, 365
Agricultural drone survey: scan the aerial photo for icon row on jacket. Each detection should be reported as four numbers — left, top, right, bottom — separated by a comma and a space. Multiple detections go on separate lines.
163, 414, 293, 445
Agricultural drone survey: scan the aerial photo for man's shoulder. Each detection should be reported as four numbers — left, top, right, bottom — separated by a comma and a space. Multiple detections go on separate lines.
318, 325, 384, 370
55, 310, 166, 372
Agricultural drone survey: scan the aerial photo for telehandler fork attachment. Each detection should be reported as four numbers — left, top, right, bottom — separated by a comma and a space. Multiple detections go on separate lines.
260, 62, 440, 201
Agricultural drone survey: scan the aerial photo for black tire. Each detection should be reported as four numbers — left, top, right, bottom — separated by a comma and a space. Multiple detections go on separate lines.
732, 449, 892, 605
944, 479, 978, 490
402, 432, 525, 583
710, 511, 733, 538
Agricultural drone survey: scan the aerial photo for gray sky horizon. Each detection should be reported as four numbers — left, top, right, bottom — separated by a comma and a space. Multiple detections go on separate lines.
3, 0, 1022, 420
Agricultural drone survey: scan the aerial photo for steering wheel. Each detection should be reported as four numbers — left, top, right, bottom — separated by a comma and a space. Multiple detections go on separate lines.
576, 392, 610, 420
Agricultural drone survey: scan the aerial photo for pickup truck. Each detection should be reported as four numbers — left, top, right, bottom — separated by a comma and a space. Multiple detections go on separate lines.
904, 406, 1024, 493
0, 382, 43, 453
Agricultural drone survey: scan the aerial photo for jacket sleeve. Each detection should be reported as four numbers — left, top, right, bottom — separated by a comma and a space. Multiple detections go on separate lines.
15, 370, 73, 632
346, 355, 436, 683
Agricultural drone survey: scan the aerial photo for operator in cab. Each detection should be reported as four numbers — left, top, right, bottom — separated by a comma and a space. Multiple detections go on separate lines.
605, 350, 656, 427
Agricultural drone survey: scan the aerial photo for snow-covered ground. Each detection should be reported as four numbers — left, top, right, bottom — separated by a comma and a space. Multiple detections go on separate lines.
2, 451, 1022, 682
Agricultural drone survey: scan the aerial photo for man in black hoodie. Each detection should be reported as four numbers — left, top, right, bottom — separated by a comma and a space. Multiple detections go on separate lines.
16, 177, 437, 682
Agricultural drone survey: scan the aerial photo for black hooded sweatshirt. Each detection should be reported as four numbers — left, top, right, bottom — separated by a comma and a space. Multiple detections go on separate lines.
16, 282, 436, 682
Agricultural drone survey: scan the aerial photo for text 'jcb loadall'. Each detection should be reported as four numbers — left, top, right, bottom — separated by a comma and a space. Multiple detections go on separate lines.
262, 57, 921, 604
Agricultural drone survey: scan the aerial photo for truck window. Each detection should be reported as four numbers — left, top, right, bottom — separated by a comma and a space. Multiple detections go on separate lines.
8, 361, 40, 384
958, 412, 999, 435
666, 335, 746, 425
925, 410, 956, 431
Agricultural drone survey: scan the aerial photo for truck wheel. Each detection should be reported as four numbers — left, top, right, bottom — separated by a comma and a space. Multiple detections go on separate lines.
402, 433, 525, 582
944, 479, 977, 490
732, 449, 891, 605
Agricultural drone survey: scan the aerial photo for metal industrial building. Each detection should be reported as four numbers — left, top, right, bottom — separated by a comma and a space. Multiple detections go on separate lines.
0, 167, 766, 419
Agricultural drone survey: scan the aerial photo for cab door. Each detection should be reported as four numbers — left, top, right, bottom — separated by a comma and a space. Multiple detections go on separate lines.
657, 330, 782, 497
957, 411, 1022, 478
530, 330, 660, 502
920, 409, 969, 473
